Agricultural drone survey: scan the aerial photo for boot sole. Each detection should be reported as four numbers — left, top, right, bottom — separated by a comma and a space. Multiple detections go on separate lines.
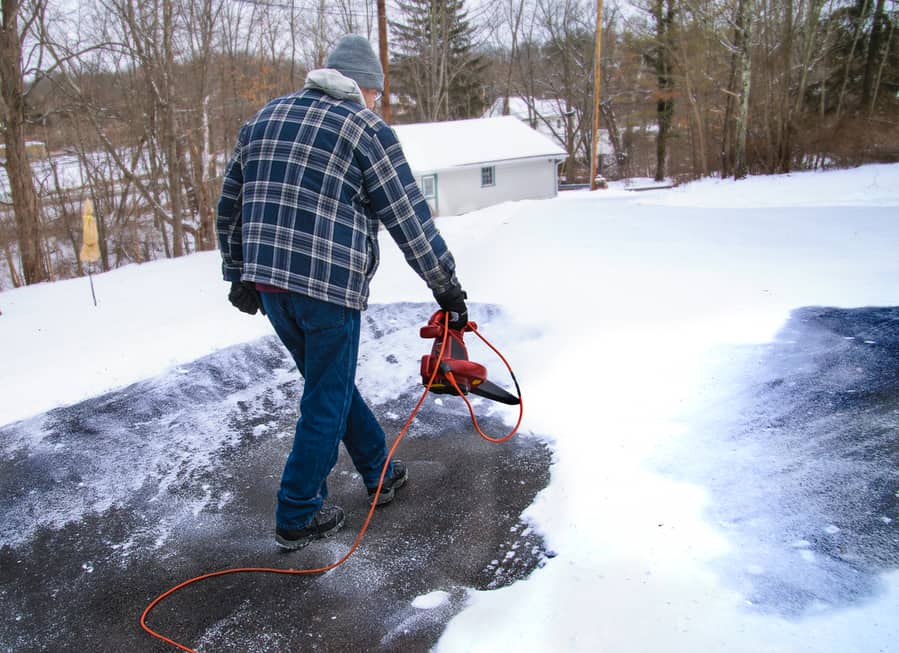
275, 513, 346, 550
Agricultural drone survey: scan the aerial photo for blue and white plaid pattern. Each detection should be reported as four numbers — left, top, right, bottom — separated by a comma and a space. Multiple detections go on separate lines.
216, 89, 457, 310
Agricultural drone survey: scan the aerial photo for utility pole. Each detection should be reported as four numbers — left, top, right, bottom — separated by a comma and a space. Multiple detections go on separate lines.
377, 0, 391, 123
590, 0, 604, 190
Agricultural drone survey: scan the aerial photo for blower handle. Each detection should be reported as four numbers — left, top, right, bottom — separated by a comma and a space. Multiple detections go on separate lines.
420, 310, 476, 339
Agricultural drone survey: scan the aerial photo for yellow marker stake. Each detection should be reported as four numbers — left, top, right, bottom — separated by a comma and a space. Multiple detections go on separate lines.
80, 198, 100, 305
79, 198, 100, 263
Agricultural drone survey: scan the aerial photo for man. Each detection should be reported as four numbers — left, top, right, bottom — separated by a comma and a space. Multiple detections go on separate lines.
216, 35, 467, 550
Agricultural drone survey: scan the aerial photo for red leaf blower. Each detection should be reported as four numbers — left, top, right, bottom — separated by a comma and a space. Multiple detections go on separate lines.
419, 311, 520, 405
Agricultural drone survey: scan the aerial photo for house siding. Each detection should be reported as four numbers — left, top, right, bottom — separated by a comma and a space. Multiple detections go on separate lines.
425, 158, 560, 216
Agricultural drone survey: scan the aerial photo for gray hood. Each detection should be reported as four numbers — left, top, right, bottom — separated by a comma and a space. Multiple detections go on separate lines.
303, 68, 366, 106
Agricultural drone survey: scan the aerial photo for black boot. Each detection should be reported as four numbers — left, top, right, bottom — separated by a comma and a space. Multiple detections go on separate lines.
367, 459, 408, 506
275, 505, 345, 550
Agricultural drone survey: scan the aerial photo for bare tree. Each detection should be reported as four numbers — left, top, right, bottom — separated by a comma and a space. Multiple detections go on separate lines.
532, 0, 595, 179
673, 1, 709, 177
785, 0, 830, 170
334, 0, 376, 37
0, 0, 49, 284
733, 0, 754, 178
297, 0, 336, 70
497, 0, 529, 113
868, 3, 895, 113
182, 0, 223, 251
861, 0, 887, 112
44, 0, 202, 257
719, 0, 754, 178
648, 0, 676, 181
835, 0, 871, 119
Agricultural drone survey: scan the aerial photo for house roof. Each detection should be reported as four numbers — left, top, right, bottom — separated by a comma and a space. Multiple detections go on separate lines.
482, 96, 570, 121
393, 116, 567, 173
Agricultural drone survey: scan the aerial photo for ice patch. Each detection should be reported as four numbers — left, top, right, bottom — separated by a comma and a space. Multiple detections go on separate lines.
412, 590, 450, 610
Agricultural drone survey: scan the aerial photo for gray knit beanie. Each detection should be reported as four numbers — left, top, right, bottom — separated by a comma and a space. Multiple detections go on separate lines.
325, 35, 384, 92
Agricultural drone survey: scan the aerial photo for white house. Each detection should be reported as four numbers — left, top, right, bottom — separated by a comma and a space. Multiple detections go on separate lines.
392, 116, 567, 216
483, 96, 615, 179
483, 96, 571, 150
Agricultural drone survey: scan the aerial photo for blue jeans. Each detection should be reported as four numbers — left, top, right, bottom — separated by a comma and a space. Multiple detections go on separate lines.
260, 291, 393, 530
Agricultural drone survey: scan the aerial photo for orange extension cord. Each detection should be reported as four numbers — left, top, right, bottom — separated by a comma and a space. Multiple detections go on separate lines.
140, 313, 523, 652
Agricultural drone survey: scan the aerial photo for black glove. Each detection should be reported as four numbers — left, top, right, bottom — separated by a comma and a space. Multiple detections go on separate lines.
228, 281, 265, 316
434, 284, 468, 330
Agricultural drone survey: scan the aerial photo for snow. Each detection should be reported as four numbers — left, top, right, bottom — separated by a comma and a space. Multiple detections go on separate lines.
483, 96, 570, 121
0, 148, 158, 198
2, 162, 899, 651
412, 591, 451, 610
635, 162, 899, 208
393, 116, 566, 172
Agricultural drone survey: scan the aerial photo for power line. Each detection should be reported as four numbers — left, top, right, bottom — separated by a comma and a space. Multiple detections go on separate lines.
231, 0, 376, 18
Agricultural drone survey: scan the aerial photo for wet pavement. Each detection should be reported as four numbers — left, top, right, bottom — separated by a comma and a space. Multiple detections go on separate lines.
0, 305, 550, 652
659, 306, 899, 616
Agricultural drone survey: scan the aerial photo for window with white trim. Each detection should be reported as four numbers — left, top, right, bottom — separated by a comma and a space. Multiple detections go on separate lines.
481, 166, 495, 187
420, 174, 436, 199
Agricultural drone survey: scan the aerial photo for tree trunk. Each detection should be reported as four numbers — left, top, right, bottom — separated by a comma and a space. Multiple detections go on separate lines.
675, 9, 708, 177
734, 0, 753, 179
3, 239, 24, 287
862, 0, 886, 113
47, 157, 85, 277
721, 55, 739, 178
163, 0, 184, 257
502, 0, 525, 119
777, 0, 794, 173
599, 102, 627, 179
836, 0, 871, 120
792, 0, 825, 139
189, 98, 215, 251
653, 0, 675, 182
0, 0, 49, 285
869, 10, 895, 112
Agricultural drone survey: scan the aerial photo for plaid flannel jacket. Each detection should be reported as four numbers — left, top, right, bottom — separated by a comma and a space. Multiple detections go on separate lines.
216, 89, 458, 310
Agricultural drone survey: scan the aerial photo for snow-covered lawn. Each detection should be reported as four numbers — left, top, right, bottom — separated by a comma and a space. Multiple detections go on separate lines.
1, 163, 897, 651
